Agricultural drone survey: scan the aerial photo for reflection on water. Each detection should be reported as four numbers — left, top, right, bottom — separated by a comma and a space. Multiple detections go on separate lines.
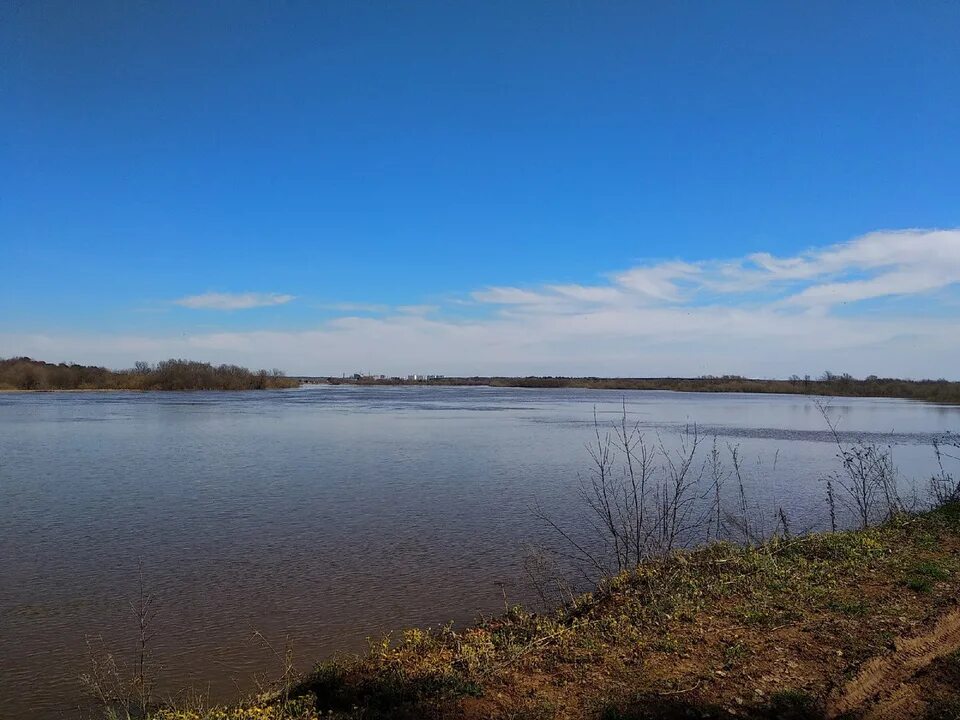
1, 386, 957, 718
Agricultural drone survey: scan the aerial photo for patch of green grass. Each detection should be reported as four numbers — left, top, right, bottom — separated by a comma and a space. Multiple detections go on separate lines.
904, 576, 933, 593
914, 561, 952, 580
828, 597, 870, 616
915, 531, 942, 550
904, 560, 952, 593
932, 502, 960, 525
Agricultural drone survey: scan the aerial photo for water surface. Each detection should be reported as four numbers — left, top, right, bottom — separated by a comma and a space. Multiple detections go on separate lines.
1, 386, 957, 718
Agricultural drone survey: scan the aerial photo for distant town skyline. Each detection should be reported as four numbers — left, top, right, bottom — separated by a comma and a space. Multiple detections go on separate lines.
2, 3, 959, 377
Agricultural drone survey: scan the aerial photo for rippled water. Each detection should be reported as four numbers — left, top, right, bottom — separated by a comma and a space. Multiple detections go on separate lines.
1, 386, 958, 718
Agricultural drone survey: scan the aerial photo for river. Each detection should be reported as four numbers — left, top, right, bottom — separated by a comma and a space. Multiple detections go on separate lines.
1, 385, 957, 718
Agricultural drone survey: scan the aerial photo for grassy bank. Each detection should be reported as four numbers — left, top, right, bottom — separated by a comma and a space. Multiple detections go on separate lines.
313, 374, 960, 404
144, 504, 960, 720
0, 357, 299, 391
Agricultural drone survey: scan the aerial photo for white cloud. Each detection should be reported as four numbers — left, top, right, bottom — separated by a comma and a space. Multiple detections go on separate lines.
396, 304, 439, 315
612, 261, 701, 301
471, 287, 551, 305
469, 229, 960, 313
546, 284, 623, 304
779, 230, 960, 306
719, 229, 960, 302
174, 292, 295, 310
319, 302, 391, 313
4, 229, 960, 378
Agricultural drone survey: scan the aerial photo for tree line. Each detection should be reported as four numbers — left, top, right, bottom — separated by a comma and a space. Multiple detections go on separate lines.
0, 357, 299, 391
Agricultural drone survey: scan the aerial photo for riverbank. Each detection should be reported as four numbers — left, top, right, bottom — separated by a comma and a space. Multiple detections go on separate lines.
146, 503, 960, 720
306, 375, 960, 404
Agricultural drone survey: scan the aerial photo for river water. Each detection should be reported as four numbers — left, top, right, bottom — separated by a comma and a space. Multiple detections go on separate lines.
1, 385, 957, 718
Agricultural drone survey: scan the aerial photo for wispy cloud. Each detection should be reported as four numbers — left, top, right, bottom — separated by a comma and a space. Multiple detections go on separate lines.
611, 261, 701, 302
397, 304, 439, 316
175, 292, 295, 310
468, 228, 960, 312
319, 302, 391, 314
471, 287, 549, 305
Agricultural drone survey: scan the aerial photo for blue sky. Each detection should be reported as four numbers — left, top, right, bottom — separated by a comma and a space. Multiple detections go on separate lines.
2, 1, 959, 376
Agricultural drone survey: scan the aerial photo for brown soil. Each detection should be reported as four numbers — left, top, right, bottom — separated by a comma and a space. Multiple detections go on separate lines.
829, 608, 960, 719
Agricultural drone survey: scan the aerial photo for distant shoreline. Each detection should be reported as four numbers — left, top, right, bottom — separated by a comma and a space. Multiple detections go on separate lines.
0, 357, 299, 392
297, 374, 960, 404
4, 357, 959, 403
0, 387, 298, 393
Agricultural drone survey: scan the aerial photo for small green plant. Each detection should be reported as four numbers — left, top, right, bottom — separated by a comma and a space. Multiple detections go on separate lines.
650, 635, 681, 654
739, 605, 771, 626
723, 641, 750, 668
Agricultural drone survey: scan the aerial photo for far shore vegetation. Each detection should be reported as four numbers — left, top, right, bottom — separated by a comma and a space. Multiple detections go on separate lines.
0, 357, 299, 391
315, 372, 960, 403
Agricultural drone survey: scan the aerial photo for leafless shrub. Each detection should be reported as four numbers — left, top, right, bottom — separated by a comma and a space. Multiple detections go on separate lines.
251, 630, 299, 708
519, 543, 578, 611
532, 403, 657, 577
815, 399, 903, 529
616, 402, 656, 566
726, 444, 755, 544
534, 403, 722, 581
705, 437, 727, 542
930, 432, 960, 506
537, 396, 949, 592
653, 424, 706, 553
825, 473, 837, 532
81, 559, 157, 720
776, 507, 792, 540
